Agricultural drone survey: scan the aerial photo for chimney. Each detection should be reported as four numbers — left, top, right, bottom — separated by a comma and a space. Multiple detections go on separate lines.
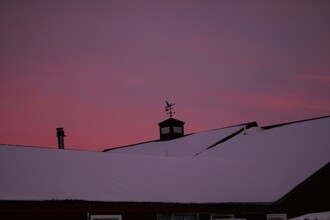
56, 127, 65, 149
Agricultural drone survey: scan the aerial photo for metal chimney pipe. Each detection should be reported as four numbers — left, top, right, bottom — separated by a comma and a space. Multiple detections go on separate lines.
56, 127, 65, 149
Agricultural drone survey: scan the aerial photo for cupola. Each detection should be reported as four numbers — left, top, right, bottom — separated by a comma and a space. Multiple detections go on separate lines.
158, 101, 185, 140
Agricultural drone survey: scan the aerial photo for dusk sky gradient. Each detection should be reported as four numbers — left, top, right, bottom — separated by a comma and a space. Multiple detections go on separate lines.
1, 0, 330, 151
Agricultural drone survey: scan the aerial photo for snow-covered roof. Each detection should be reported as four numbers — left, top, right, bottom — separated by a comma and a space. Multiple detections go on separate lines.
0, 116, 329, 204
105, 123, 250, 156
289, 211, 330, 220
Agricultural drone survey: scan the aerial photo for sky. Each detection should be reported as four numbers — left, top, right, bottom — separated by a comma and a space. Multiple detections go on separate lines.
1, 0, 330, 151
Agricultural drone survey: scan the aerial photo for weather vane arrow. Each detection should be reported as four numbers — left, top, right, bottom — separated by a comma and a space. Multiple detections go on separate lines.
165, 101, 175, 118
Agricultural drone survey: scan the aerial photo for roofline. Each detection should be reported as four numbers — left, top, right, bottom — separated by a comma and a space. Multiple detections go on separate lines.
103, 121, 258, 152
0, 200, 272, 214
195, 121, 258, 133
158, 117, 185, 125
0, 200, 274, 206
0, 143, 54, 150
262, 115, 330, 130
103, 139, 160, 152
272, 161, 330, 210
0, 143, 99, 153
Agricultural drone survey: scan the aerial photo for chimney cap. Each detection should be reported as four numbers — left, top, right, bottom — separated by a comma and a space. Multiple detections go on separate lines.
56, 127, 65, 137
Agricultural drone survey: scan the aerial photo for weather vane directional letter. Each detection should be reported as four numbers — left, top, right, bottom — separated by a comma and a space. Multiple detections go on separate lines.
165, 101, 175, 118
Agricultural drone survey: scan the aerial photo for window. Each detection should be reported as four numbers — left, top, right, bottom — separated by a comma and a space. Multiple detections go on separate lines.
173, 126, 182, 134
171, 214, 197, 220
158, 214, 198, 220
161, 127, 170, 134
212, 218, 245, 220
90, 215, 122, 220
267, 214, 287, 220
211, 214, 245, 220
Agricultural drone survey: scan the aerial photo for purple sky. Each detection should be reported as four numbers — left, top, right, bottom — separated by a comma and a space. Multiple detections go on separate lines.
1, 0, 330, 151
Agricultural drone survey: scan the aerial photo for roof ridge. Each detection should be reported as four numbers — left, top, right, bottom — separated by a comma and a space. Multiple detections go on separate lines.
0, 144, 98, 152
262, 115, 330, 130
193, 122, 259, 156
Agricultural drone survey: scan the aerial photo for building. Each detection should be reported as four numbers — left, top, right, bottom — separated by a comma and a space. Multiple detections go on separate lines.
1, 115, 330, 220
158, 117, 185, 140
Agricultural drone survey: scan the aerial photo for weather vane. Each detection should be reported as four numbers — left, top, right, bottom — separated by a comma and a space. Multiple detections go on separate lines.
165, 101, 175, 118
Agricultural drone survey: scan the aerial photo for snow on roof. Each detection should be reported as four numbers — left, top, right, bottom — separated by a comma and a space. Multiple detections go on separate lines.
105, 124, 247, 156
289, 211, 330, 220
0, 144, 264, 203
0, 116, 329, 204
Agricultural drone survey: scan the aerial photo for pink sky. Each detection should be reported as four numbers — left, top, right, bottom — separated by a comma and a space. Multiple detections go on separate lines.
1, 0, 330, 151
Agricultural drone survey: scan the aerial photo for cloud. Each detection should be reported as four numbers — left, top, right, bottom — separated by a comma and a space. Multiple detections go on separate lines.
294, 74, 330, 86
266, 96, 330, 111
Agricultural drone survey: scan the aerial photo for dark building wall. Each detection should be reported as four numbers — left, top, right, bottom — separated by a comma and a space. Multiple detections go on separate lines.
0, 213, 86, 220
1, 212, 156, 220
0, 201, 270, 220
272, 162, 330, 218
0, 212, 267, 220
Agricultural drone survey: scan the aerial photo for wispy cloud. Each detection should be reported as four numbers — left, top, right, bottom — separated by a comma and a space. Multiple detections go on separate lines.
293, 74, 330, 86
267, 96, 330, 111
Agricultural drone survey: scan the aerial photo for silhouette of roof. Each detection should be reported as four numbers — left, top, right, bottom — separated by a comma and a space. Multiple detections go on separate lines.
0, 116, 329, 204
158, 117, 185, 126
105, 122, 257, 156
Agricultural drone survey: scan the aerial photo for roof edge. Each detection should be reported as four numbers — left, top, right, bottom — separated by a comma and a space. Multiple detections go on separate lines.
103, 139, 160, 152
262, 115, 330, 130
103, 121, 258, 152
0, 200, 273, 206
272, 162, 330, 211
